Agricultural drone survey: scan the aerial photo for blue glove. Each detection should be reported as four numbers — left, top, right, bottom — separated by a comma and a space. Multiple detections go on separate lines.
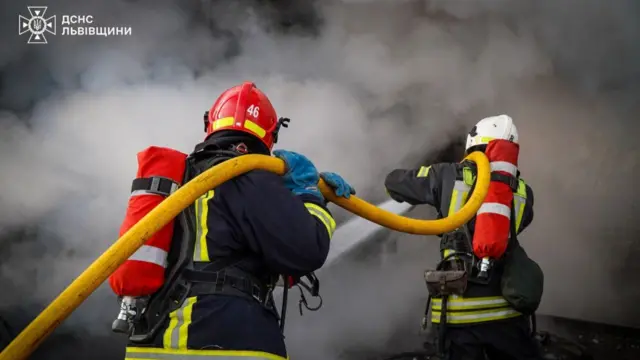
273, 150, 323, 200
320, 172, 355, 199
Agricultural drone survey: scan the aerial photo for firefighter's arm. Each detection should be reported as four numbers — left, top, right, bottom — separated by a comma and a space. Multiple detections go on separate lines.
242, 171, 333, 277
518, 184, 535, 233
384, 163, 442, 206
242, 150, 339, 277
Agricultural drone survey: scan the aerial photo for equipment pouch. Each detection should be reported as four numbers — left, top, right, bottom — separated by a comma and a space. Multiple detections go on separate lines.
424, 270, 468, 297
501, 240, 544, 314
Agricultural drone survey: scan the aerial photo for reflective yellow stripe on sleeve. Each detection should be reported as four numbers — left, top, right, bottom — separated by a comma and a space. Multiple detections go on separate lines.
193, 190, 215, 262
416, 166, 431, 177
162, 296, 198, 350
304, 202, 336, 238
126, 346, 289, 359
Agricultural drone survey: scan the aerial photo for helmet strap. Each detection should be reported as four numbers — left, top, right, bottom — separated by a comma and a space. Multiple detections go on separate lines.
273, 117, 291, 144
203, 111, 210, 133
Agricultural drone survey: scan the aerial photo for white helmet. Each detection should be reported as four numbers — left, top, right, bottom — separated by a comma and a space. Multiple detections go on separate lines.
465, 114, 519, 152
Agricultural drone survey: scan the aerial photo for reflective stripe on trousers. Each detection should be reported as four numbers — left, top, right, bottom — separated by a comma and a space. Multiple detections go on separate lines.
163, 296, 198, 349
432, 295, 511, 311
431, 296, 521, 325
431, 307, 522, 324
125, 347, 288, 360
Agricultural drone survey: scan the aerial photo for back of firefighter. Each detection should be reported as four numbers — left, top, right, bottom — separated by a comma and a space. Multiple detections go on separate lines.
384, 115, 540, 360
125, 82, 354, 360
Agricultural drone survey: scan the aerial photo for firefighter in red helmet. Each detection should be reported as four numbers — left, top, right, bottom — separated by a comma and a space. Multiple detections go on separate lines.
122, 82, 354, 360
204, 81, 279, 151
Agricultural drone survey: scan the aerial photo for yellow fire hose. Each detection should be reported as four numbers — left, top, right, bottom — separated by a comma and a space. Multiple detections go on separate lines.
0, 151, 489, 360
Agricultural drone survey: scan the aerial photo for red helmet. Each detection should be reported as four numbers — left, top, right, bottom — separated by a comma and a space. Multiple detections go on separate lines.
204, 81, 281, 150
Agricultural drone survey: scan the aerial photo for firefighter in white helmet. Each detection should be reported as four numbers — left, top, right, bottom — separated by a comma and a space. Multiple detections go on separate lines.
465, 114, 519, 149
385, 114, 544, 360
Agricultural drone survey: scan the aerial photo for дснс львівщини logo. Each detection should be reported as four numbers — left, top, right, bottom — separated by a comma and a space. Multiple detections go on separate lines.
18, 8, 132, 40
19, 6, 56, 44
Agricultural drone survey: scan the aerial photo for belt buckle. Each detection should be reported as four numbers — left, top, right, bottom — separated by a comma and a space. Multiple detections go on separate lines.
251, 283, 264, 304
214, 272, 226, 292
509, 176, 519, 192
168, 282, 190, 310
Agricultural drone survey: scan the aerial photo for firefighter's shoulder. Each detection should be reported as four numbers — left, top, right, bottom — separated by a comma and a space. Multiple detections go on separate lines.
216, 169, 285, 198
232, 169, 281, 187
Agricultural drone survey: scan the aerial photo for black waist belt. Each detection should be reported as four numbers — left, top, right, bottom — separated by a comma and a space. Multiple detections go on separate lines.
182, 268, 270, 304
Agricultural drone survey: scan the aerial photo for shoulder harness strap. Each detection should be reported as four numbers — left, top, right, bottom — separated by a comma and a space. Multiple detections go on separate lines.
129, 151, 266, 343
131, 177, 179, 197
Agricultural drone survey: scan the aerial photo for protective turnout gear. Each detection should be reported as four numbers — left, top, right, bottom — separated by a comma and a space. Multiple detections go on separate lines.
386, 160, 532, 325
472, 139, 520, 279
204, 81, 281, 151
109, 146, 187, 297
116, 132, 335, 359
465, 114, 519, 153
385, 115, 540, 360
320, 172, 356, 199
273, 149, 323, 200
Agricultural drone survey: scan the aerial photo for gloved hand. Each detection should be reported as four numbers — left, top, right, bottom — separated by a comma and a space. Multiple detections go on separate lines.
273, 150, 322, 200
320, 172, 355, 199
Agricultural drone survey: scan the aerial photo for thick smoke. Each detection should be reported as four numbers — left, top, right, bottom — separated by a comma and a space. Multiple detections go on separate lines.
0, 0, 638, 358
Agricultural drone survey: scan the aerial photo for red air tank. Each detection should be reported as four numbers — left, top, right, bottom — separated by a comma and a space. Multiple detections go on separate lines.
472, 139, 520, 260
108, 146, 187, 297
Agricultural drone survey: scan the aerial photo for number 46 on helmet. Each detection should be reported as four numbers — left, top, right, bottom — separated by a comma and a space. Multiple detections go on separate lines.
203, 81, 290, 152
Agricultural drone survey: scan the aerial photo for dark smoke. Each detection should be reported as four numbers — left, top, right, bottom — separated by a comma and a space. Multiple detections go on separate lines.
0, 0, 639, 359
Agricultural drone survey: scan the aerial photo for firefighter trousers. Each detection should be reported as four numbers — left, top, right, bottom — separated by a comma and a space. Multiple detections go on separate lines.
125, 347, 288, 359
125, 295, 288, 360
436, 316, 540, 360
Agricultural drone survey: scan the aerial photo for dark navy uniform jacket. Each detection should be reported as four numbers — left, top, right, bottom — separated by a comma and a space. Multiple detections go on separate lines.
135, 151, 335, 359
384, 162, 534, 234
383, 162, 536, 324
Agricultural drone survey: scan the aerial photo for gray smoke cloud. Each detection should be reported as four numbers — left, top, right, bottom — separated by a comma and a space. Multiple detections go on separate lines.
0, 0, 639, 358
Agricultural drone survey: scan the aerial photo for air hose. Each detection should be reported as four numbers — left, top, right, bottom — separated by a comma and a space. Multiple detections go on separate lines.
0, 151, 489, 360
